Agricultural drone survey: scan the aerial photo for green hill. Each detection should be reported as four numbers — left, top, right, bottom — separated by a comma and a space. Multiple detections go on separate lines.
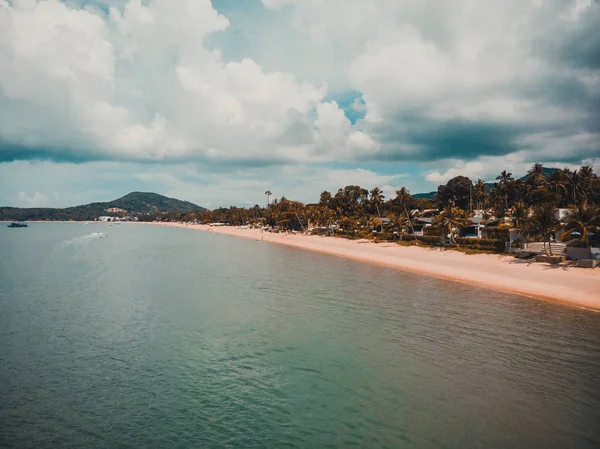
0, 192, 205, 221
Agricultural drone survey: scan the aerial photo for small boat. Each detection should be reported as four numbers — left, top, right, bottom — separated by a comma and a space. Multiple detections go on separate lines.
7, 222, 28, 228
97, 231, 107, 238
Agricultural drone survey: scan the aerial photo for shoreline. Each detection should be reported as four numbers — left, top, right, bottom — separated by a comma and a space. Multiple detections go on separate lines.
142, 222, 600, 312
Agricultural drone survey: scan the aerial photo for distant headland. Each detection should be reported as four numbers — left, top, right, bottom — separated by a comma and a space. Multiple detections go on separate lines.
0, 192, 205, 222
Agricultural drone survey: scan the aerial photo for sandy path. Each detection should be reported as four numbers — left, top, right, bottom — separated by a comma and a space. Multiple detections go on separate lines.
143, 222, 600, 311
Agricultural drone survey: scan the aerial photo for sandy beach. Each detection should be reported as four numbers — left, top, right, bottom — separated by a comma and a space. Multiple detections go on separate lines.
144, 222, 600, 311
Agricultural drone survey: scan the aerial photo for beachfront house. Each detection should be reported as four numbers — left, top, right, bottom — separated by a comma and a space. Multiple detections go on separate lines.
458, 217, 485, 238
370, 217, 392, 232
409, 217, 434, 236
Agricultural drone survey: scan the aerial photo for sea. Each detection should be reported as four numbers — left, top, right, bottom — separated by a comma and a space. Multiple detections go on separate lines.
1, 223, 599, 448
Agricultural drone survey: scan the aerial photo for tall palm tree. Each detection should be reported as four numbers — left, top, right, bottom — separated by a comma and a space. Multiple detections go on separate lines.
527, 162, 545, 185
393, 187, 413, 229
473, 179, 488, 210
394, 187, 411, 208
560, 201, 600, 247
524, 203, 560, 255
566, 171, 586, 205
547, 169, 567, 206
496, 170, 513, 185
578, 165, 595, 199
264, 190, 272, 208
437, 205, 469, 244
496, 170, 514, 210
578, 165, 594, 183
511, 201, 529, 229
370, 187, 385, 232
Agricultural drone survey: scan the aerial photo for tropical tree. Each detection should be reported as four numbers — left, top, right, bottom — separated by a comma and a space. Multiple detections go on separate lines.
394, 187, 411, 209
527, 162, 546, 186
578, 165, 595, 186
566, 170, 587, 205
547, 169, 567, 206
496, 170, 514, 185
435, 176, 473, 211
560, 201, 600, 247
437, 205, 469, 244
511, 201, 529, 229
370, 187, 385, 232
319, 191, 332, 208
264, 190, 272, 208
495, 171, 514, 210
473, 179, 488, 211
524, 203, 560, 255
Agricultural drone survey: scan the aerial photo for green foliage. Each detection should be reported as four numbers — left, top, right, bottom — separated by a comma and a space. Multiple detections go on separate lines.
435, 176, 473, 210
423, 226, 442, 236
454, 238, 505, 252
485, 228, 510, 241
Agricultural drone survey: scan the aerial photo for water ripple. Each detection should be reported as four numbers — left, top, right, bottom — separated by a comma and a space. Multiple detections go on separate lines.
1, 224, 600, 448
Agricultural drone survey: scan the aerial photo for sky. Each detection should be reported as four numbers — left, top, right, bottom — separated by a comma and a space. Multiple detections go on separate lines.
0, 0, 599, 209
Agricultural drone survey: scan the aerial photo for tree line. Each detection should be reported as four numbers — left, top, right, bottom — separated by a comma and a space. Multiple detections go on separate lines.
142, 164, 600, 250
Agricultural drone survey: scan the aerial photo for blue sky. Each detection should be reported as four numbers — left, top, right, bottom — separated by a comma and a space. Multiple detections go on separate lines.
0, 0, 599, 208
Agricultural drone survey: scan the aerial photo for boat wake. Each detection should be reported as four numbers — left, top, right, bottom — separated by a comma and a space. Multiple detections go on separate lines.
55, 232, 107, 250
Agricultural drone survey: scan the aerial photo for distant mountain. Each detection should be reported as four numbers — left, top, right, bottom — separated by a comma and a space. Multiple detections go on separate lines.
0, 192, 205, 221
412, 168, 559, 200
108, 192, 202, 214
412, 191, 437, 200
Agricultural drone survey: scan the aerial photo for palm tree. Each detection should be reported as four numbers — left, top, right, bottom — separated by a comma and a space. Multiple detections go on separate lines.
548, 169, 567, 206
578, 165, 595, 199
496, 170, 514, 209
438, 205, 469, 244
473, 179, 488, 210
527, 162, 545, 185
370, 187, 385, 232
264, 190, 272, 208
511, 201, 529, 229
579, 165, 594, 184
394, 187, 411, 208
496, 170, 513, 185
560, 201, 600, 247
524, 203, 560, 255
566, 171, 586, 205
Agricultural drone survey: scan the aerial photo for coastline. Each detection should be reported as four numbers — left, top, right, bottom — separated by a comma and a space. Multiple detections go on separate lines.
142, 222, 600, 312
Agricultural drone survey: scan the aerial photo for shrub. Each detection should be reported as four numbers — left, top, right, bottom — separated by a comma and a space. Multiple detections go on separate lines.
423, 226, 442, 236
486, 228, 510, 241
400, 235, 442, 245
454, 237, 505, 252
373, 232, 394, 242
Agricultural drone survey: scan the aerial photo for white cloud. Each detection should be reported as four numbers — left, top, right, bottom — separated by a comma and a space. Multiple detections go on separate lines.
261, 0, 599, 162
1, 0, 599, 204
17, 191, 50, 207
425, 154, 600, 184
0, 0, 361, 164
425, 162, 487, 184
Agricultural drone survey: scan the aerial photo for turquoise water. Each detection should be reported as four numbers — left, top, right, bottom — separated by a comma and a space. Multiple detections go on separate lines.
1, 223, 599, 448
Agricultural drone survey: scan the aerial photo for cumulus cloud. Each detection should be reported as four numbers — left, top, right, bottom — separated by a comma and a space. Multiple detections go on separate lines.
262, 0, 600, 164
0, 0, 359, 165
1, 0, 599, 206
17, 191, 50, 207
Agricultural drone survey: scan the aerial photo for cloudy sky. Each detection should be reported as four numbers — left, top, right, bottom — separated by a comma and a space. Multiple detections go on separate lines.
1, 0, 599, 208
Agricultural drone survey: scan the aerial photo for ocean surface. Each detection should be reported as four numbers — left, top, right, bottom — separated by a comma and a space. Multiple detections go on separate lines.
1, 223, 599, 448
